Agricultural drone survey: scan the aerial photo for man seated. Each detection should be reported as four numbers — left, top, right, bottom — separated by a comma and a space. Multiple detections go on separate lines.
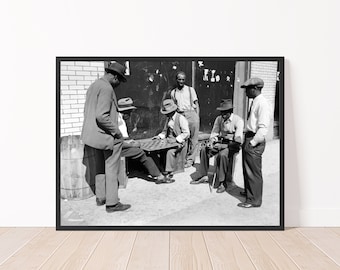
153, 99, 190, 178
118, 97, 173, 184
190, 99, 244, 193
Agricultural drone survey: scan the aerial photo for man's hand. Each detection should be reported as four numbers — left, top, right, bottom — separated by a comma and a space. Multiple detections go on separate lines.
213, 143, 228, 151
166, 137, 177, 144
128, 140, 141, 148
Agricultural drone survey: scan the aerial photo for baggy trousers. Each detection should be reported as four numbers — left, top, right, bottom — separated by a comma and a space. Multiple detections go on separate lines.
122, 147, 161, 177
182, 110, 200, 165
242, 135, 266, 206
94, 141, 122, 206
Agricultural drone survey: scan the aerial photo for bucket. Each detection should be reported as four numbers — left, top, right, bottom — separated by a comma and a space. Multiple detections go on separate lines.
60, 135, 96, 200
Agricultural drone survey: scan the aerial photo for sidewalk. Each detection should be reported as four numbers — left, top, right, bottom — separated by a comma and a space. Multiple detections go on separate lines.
60, 139, 280, 227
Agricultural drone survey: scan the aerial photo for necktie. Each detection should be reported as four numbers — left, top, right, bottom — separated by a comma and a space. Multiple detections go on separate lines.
247, 100, 253, 120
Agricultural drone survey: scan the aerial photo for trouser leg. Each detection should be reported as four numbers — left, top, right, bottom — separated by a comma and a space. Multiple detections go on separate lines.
242, 138, 265, 205
165, 148, 177, 172
184, 111, 200, 165
104, 141, 122, 206
94, 148, 106, 201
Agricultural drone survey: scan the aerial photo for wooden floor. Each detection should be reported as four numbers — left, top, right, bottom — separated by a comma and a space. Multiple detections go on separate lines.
0, 228, 339, 269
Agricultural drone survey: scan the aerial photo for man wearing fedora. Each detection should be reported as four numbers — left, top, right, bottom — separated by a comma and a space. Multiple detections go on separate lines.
117, 97, 172, 184
238, 77, 271, 208
81, 61, 131, 213
154, 99, 190, 177
190, 99, 244, 193
170, 71, 200, 168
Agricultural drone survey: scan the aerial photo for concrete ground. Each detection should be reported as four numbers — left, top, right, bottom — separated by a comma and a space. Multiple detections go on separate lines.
60, 139, 280, 227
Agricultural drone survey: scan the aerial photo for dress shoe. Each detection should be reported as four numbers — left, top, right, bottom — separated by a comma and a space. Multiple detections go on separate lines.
190, 175, 209, 184
237, 202, 261, 208
106, 202, 131, 212
155, 176, 175, 184
216, 185, 226, 193
96, 198, 106, 206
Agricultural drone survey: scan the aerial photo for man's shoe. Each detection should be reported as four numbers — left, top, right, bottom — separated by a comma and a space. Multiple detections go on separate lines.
237, 202, 261, 208
216, 185, 226, 193
96, 198, 106, 206
190, 175, 209, 184
106, 202, 131, 212
155, 176, 175, 184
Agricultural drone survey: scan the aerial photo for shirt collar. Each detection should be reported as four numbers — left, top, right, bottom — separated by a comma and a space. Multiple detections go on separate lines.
222, 113, 233, 123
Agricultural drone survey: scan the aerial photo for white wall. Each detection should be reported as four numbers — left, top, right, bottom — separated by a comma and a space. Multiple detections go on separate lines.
1, 0, 339, 227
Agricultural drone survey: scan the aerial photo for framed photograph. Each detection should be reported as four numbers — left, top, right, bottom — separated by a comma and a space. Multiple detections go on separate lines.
57, 57, 284, 230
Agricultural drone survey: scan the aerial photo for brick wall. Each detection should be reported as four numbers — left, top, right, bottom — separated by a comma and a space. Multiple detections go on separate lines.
60, 61, 104, 137
250, 61, 278, 139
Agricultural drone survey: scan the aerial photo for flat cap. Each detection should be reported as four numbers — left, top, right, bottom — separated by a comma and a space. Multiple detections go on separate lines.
240, 77, 264, 88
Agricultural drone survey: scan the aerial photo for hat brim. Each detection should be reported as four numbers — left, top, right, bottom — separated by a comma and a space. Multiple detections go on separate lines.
216, 106, 233, 111
105, 68, 127, 82
160, 105, 177, 114
118, 106, 136, 112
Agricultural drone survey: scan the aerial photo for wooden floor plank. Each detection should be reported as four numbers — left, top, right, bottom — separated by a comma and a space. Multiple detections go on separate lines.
170, 231, 212, 270
0, 228, 71, 270
0, 227, 43, 265
203, 231, 256, 270
330, 227, 340, 237
298, 228, 340, 267
39, 231, 103, 270
236, 231, 299, 270
83, 231, 137, 270
0, 228, 11, 236
270, 228, 340, 270
127, 231, 169, 270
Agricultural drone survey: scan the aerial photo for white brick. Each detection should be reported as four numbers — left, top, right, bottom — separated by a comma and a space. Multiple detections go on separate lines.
60, 129, 65, 135
69, 85, 85, 90
60, 75, 68, 80
71, 113, 83, 118
60, 70, 76, 76
64, 108, 78, 114
69, 75, 84, 80
83, 67, 98, 71
77, 90, 87, 95
61, 104, 71, 109
77, 99, 86, 104
60, 95, 70, 100
62, 100, 78, 105
79, 117, 84, 122
67, 66, 83, 71
64, 118, 79, 123
77, 81, 92, 86
60, 86, 69, 90
62, 90, 77, 95
72, 122, 83, 127
60, 66, 67, 70
85, 76, 97, 81
61, 80, 76, 86
71, 104, 85, 109
65, 127, 81, 133
75, 61, 90, 66
61, 61, 75, 66
90, 62, 104, 67
61, 123, 72, 129
61, 113, 71, 119
91, 72, 101, 77
76, 71, 91, 76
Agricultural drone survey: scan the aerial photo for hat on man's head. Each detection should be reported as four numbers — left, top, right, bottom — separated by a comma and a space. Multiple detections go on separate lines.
216, 99, 233, 111
160, 99, 178, 115
105, 61, 127, 82
240, 77, 264, 88
118, 97, 136, 112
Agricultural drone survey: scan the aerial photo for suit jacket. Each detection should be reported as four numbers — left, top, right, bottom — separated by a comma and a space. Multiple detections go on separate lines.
81, 77, 122, 150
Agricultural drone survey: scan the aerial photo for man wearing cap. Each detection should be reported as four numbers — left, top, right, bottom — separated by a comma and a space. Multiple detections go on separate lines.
154, 99, 190, 177
190, 99, 244, 193
117, 97, 172, 184
238, 77, 271, 208
170, 71, 200, 168
81, 61, 131, 213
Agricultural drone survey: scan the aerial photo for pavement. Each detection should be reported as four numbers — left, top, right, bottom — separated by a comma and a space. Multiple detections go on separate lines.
60, 139, 280, 227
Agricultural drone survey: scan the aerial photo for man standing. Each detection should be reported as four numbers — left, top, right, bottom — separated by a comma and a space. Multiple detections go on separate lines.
238, 77, 271, 208
190, 99, 244, 193
81, 61, 131, 213
117, 97, 173, 184
170, 71, 200, 168
154, 99, 190, 177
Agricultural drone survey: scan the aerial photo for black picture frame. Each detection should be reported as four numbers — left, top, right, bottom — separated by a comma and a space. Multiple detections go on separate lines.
56, 56, 284, 230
